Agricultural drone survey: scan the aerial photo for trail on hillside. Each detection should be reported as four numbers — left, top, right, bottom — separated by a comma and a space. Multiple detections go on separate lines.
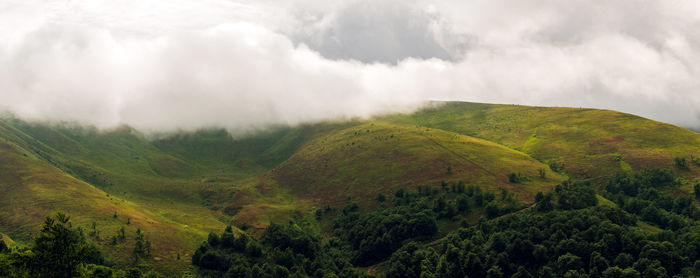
418, 132, 497, 176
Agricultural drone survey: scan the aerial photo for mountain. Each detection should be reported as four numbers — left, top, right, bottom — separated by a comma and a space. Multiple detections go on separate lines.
1, 101, 699, 274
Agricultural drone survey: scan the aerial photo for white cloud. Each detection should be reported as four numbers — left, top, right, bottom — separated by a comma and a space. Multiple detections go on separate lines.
0, 0, 699, 132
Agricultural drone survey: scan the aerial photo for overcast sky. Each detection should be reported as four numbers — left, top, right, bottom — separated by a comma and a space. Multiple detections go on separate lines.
1, 0, 699, 132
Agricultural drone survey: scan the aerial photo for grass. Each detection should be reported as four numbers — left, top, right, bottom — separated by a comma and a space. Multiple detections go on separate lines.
596, 194, 617, 207
0, 233, 15, 247
0, 137, 230, 273
0, 117, 339, 274
636, 220, 663, 234
219, 121, 567, 228
2, 101, 700, 274
380, 102, 700, 184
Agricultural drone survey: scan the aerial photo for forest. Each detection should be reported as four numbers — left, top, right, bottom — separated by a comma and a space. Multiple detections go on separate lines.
191, 169, 700, 277
1, 169, 699, 277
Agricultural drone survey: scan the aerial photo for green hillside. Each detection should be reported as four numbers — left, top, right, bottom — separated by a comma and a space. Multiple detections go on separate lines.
0, 118, 346, 273
381, 102, 700, 182
1, 101, 699, 275
0, 137, 220, 273
222, 121, 567, 228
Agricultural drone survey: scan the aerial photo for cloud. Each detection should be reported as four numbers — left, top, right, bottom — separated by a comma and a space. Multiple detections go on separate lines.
0, 0, 699, 132
293, 0, 453, 63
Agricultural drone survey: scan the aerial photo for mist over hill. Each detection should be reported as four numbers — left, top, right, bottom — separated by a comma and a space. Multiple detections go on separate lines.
1, 101, 700, 276
1, 0, 700, 131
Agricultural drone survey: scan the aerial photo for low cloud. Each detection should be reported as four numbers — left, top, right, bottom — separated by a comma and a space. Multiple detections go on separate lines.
1, 0, 699, 132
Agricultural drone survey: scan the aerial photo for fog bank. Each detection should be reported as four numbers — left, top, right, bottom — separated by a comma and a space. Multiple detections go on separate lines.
1, 0, 699, 132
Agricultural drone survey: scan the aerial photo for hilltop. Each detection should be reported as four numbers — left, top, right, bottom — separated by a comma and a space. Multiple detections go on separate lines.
381, 102, 700, 183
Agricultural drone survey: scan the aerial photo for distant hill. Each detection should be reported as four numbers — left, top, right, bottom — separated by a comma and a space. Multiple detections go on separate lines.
381, 102, 700, 182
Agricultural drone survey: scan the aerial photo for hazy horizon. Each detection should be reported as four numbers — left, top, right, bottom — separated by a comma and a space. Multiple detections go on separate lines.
2, 0, 699, 132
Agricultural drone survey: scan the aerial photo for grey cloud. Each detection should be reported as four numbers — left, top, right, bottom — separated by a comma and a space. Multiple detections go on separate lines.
0, 0, 699, 132
294, 0, 453, 63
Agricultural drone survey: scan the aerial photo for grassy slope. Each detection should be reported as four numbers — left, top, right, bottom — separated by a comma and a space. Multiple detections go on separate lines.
225, 121, 567, 228
3, 101, 699, 272
0, 118, 340, 273
381, 102, 700, 183
0, 138, 215, 273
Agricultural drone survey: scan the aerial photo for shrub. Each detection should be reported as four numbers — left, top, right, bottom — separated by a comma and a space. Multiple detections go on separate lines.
675, 157, 688, 169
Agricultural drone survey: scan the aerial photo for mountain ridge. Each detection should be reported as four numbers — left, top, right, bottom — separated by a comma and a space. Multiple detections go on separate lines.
1, 101, 699, 274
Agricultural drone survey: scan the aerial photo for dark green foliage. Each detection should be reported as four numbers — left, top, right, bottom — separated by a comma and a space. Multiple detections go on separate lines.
342, 202, 359, 216
513, 266, 534, 278
334, 203, 438, 266
549, 160, 564, 172
385, 171, 700, 277
0, 240, 7, 254
83, 264, 113, 278
118, 226, 126, 240
0, 212, 108, 278
604, 169, 700, 229
674, 157, 688, 169
456, 195, 470, 212
386, 242, 439, 278
456, 181, 465, 193
483, 189, 520, 219
207, 231, 220, 246
192, 223, 371, 278
535, 191, 544, 202
29, 212, 105, 277
487, 265, 503, 278
335, 185, 502, 266
133, 228, 151, 261
264, 223, 319, 259
375, 193, 386, 203
613, 253, 633, 268
394, 188, 405, 198
694, 183, 700, 199
485, 202, 500, 219
115, 267, 142, 278
555, 181, 598, 210
0, 212, 169, 277
484, 191, 496, 202
508, 172, 523, 183
142, 269, 164, 278
606, 169, 676, 197
386, 205, 700, 278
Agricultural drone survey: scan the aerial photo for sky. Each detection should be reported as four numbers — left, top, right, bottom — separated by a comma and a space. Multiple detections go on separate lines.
1, 0, 699, 132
